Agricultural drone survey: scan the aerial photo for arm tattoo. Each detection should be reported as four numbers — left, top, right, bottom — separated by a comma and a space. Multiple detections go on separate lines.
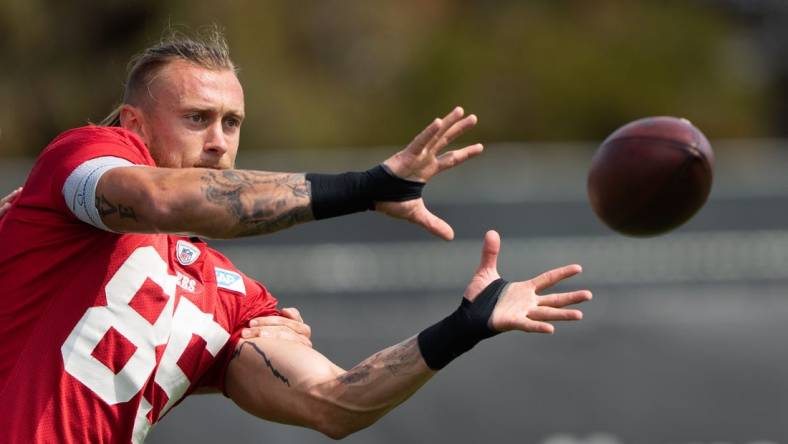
200, 170, 313, 236
338, 363, 373, 385
338, 337, 423, 386
231, 341, 291, 387
96, 195, 116, 217
96, 194, 138, 221
118, 204, 137, 220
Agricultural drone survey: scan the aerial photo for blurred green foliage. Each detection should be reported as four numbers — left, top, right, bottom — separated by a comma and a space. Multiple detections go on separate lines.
0, 0, 773, 157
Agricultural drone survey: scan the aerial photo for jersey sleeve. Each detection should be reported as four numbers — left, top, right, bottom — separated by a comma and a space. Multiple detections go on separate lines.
26, 125, 154, 219
62, 156, 135, 231
196, 269, 282, 394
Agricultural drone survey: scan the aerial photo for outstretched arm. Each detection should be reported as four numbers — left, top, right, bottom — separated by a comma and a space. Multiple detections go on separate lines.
225, 231, 591, 438
226, 335, 431, 439
96, 166, 312, 238
94, 107, 480, 239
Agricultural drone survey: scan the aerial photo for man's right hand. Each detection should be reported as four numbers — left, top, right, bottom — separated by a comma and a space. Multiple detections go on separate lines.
377, 107, 483, 241
0, 187, 22, 218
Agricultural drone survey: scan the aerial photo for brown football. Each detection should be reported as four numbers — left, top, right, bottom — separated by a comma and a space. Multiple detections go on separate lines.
587, 116, 714, 237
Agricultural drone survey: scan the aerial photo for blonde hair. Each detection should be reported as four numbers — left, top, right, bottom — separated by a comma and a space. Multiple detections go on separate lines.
101, 26, 237, 126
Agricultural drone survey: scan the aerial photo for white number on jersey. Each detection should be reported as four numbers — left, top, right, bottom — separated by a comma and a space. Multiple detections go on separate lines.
60, 246, 230, 443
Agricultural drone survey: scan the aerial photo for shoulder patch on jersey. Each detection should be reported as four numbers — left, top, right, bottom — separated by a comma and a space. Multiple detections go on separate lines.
176, 240, 201, 266
215, 267, 246, 295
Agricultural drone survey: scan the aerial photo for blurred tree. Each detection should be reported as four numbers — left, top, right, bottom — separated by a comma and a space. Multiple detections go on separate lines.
0, 0, 774, 157
722, 0, 788, 135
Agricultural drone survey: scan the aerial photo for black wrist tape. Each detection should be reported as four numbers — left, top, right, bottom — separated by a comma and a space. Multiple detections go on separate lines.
306, 165, 425, 220
417, 278, 509, 370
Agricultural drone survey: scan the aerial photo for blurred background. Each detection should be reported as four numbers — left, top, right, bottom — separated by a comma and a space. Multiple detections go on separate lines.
2, 0, 787, 443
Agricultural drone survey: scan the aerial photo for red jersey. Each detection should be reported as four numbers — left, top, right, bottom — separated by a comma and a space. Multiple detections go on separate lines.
0, 126, 279, 443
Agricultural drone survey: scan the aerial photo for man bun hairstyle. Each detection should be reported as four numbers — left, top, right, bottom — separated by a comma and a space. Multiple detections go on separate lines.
101, 25, 237, 127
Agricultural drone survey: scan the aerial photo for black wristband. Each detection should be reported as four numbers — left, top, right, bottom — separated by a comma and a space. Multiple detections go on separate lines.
417, 278, 509, 370
306, 165, 425, 220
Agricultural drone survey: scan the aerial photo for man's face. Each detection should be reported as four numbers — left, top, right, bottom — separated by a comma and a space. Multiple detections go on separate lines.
127, 59, 245, 169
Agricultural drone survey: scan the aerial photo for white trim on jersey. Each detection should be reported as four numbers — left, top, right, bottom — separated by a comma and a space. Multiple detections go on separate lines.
62, 156, 134, 232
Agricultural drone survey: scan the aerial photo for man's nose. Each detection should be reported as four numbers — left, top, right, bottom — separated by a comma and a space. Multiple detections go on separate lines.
203, 122, 228, 157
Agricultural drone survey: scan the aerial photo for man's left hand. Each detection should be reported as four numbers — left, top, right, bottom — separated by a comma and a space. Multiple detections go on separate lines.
465, 230, 592, 335
241, 307, 312, 348
378, 106, 483, 241
0, 187, 22, 219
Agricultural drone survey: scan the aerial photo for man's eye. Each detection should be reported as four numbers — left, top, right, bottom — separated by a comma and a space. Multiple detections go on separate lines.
187, 114, 205, 124
225, 118, 240, 128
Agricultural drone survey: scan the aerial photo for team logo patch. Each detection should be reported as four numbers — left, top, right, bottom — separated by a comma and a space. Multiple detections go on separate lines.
176, 240, 201, 266
215, 267, 246, 295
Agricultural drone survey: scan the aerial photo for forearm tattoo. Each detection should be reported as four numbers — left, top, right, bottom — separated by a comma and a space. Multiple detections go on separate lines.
200, 170, 313, 236
338, 337, 423, 386
231, 341, 291, 387
96, 194, 138, 221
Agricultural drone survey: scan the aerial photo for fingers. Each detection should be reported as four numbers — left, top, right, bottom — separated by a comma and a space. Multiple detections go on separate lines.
0, 187, 22, 207
436, 106, 466, 136
0, 187, 21, 217
280, 307, 304, 324
432, 114, 478, 153
242, 313, 313, 347
430, 107, 467, 147
492, 264, 590, 335
408, 106, 479, 156
248, 315, 311, 338
520, 319, 555, 334
406, 118, 443, 155
437, 143, 484, 172
530, 264, 583, 292
241, 325, 313, 347
409, 107, 463, 155
476, 230, 500, 273
527, 306, 583, 322
411, 202, 454, 240
538, 290, 593, 308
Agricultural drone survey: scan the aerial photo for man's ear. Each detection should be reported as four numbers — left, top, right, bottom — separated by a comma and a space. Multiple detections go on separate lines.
119, 104, 149, 144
